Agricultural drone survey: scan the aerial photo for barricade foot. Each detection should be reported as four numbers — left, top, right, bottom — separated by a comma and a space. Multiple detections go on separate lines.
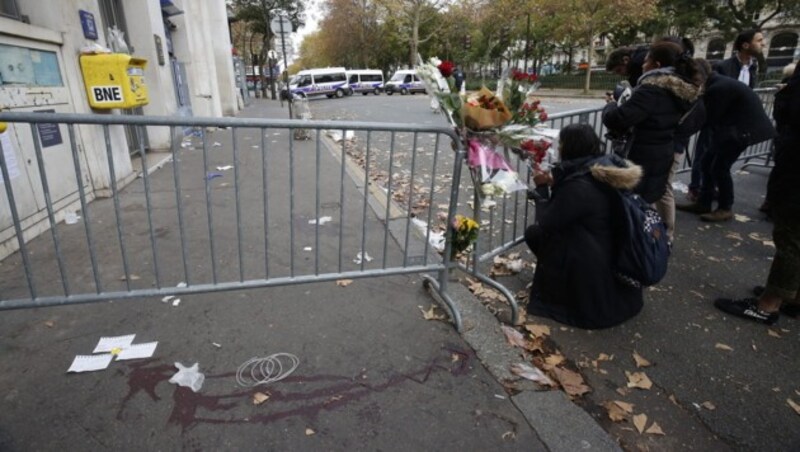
422, 273, 463, 332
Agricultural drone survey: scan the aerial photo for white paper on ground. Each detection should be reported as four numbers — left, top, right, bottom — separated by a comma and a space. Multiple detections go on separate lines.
68, 354, 113, 372
309, 216, 333, 225
93, 334, 136, 353
216, 165, 234, 171
116, 342, 158, 361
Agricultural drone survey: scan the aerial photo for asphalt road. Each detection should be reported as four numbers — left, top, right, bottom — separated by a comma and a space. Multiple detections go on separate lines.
308, 93, 800, 451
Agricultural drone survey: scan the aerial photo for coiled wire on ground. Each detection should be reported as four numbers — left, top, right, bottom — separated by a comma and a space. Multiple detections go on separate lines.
235, 353, 300, 387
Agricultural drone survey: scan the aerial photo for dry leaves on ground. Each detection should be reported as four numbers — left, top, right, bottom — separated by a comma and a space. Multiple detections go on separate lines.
419, 305, 447, 321
335, 279, 353, 287
701, 401, 716, 410
305, 428, 316, 436
633, 413, 648, 433
604, 400, 634, 422
525, 323, 551, 338
501, 325, 531, 349
715, 343, 734, 352
253, 392, 269, 406
44, 320, 55, 328
646, 422, 665, 435
632, 351, 652, 368
118, 274, 141, 281
552, 367, 591, 397
626, 371, 653, 390
768, 329, 782, 338
788, 398, 800, 416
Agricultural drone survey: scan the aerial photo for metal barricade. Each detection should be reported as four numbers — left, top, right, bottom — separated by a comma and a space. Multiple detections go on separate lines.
0, 112, 468, 330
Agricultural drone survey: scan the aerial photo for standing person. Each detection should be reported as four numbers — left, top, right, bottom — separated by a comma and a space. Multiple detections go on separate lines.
714, 29, 763, 88
603, 41, 704, 214
676, 59, 776, 221
713, 63, 800, 323
453, 66, 465, 92
524, 124, 644, 329
605, 45, 650, 87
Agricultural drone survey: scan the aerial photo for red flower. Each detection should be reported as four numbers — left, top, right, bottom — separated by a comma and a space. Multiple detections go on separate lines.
539, 112, 548, 121
438, 60, 455, 78
527, 73, 539, 83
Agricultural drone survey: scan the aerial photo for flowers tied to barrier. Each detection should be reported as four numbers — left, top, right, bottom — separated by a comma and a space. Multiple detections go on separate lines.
450, 214, 479, 260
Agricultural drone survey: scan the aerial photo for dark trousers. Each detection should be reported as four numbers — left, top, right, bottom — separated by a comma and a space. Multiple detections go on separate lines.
765, 210, 800, 301
689, 126, 711, 191
698, 138, 747, 210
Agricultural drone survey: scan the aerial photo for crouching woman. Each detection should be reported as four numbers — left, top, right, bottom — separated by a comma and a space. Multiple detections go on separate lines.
525, 124, 644, 329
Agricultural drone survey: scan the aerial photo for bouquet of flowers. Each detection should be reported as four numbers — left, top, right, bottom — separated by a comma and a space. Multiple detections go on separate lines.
463, 87, 513, 130
416, 57, 464, 127
467, 138, 528, 201
450, 214, 479, 260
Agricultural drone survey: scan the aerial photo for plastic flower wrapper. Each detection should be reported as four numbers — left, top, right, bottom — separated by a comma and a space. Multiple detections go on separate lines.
450, 214, 479, 260
463, 87, 512, 130
416, 56, 464, 128
467, 138, 527, 201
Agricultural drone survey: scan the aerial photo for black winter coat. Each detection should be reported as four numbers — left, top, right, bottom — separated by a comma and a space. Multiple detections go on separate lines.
703, 73, 776, 147
603, 70, 701, 202
768, 64, 800, 218
714, 56, 758, 89
525, 155, 644, 329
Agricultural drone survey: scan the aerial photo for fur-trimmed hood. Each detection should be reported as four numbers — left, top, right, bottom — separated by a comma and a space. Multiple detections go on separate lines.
590, 159, 643, 191
639, 70, 702, 103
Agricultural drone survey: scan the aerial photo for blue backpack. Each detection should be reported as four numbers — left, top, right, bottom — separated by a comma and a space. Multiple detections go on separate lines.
613, 190, 671, 287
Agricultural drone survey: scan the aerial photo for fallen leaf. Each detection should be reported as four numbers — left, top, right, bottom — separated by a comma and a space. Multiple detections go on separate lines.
336, 279, 353, 287
668, 394, 679, 405
734, 214, 752, 223
633, 351, 652, 368
544, 354, 566, 367
625, 371, 653, 390
646, 422, 665, 435
701, 401, 716, 410
788, 398, 800, 416
617, 387, 631, 397
604, 401, 628, 422
451, 354, 460, 362
524, 323, 550, 338
419, 305, 446, 321
44, 320, 55, 328
633, 413, 648, 433
715, 343, 734, 352
501, 431, 516, 440
510, 363, 555, 386
597, 353, 613, 361
552, 367, 591, 397
305, 428, 316, 435
253, 392, 270, 405
614, 400, 635, 413
118, 274, 141, 281
725, 232, 744, 241
501, 325, 530, 349
748, 232, 771, 242
768, 329, 782, 338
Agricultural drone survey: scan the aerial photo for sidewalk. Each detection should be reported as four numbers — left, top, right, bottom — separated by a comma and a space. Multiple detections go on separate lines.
0, 99, 615, 450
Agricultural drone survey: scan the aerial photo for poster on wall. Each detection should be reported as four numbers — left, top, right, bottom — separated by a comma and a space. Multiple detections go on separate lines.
0, 131, 21, 184
34, 109, 63, 148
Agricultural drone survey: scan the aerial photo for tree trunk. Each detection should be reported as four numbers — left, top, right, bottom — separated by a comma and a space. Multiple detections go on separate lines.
584, 34, 594, 94
410, 8, 420, 67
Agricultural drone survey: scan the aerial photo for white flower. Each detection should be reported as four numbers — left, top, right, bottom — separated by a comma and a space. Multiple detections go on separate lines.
430, 57, 442, 66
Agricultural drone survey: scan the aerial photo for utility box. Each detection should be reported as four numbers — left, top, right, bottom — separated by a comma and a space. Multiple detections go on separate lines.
79, 54, 149, 109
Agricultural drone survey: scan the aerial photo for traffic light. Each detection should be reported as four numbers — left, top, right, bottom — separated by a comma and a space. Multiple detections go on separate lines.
464, 34, 471, 50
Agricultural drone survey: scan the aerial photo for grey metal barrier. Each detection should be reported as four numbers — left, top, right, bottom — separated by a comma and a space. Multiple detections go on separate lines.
0, 112, 468, 330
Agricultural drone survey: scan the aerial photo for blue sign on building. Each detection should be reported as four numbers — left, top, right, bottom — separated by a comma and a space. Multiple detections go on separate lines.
79, 10, 98, 40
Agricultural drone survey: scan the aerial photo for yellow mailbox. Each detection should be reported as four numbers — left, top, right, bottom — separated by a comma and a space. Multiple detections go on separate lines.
80, 54, 149, 109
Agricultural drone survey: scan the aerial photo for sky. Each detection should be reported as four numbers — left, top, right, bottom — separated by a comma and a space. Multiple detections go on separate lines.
293, 0, 322, 53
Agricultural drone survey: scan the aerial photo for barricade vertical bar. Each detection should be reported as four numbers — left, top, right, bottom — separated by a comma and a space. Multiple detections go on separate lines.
512, 155, 521, 241
67, 124, 102, 293
201, 129, 218, 284
360, 131, 371, 271
104, 125, 132, 290
233, 128, 244, 281
289, 129, 295, 277
338, 129, 346, 273
315, 128, 321, 275
268, 128, 269, 279
0, 135, 36, 299
423, 134, 441, 265
135, 125, 161, 289
471, 178, 481, 276
170, 126, 190, 285
403, 132, 420, 266
500, 187, 508, 247
382, 132, 396, 269
30, 125, 70, 296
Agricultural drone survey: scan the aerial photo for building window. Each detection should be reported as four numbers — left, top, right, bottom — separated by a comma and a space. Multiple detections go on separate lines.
767, 32, 799, 69
0, 44, 63, 87
706, 38, 727, 62
0, 0, 20, 19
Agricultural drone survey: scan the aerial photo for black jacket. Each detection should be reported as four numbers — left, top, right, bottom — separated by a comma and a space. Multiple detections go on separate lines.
714, 55, 758, 89
603, 70, 701, 202
703, 73, 776, 147
525, 155, 644, 329
767, 64, 800, 218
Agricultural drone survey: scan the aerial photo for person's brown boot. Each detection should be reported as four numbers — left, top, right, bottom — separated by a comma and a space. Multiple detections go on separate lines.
700, 209, 733, 222
675, 201, 712, 214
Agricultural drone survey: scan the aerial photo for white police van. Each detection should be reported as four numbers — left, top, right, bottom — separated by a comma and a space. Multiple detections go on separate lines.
284, 67, 350, 99
347, 69, 384, 95
384, 69, 426, 95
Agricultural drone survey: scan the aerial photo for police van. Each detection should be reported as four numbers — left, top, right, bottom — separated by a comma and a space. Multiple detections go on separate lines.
347, 69, 384, 95
384, 69, 426, 95
283, 67, 350, 99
